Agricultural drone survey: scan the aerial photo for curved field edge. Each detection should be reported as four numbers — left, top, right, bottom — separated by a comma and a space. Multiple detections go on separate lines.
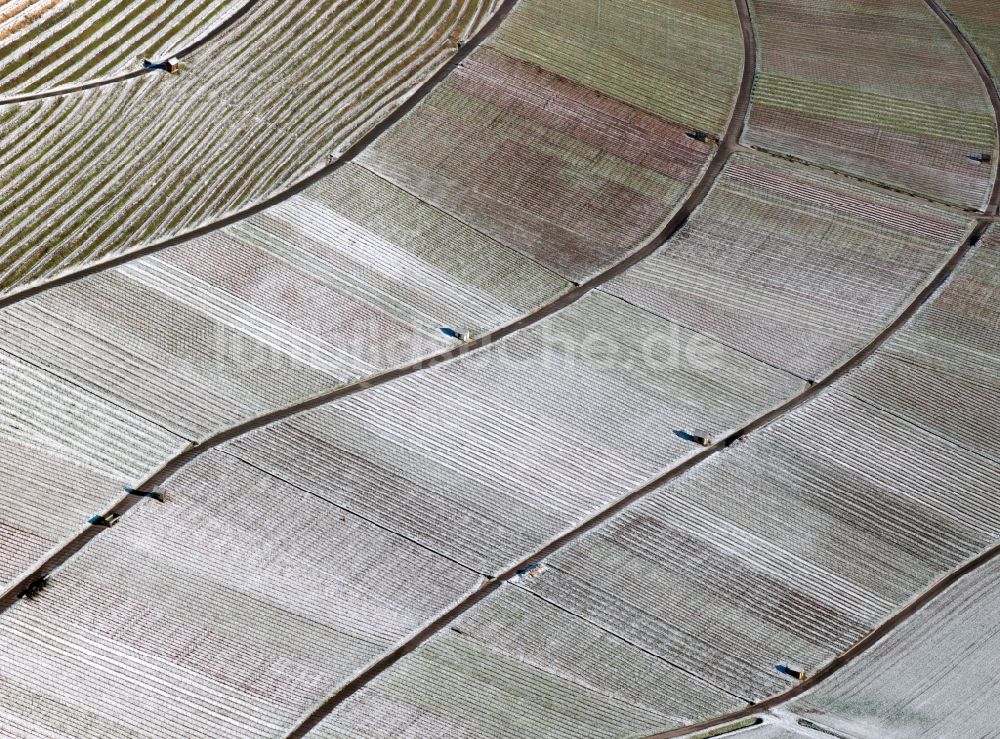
649, 534, 1000, 738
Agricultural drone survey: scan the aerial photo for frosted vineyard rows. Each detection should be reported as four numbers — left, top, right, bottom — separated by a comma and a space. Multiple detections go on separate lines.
605, 153, 973, 379
0, 0, 245, 95
746, 0, 997, 208
308, 226, 999, 737
787, 554, 1000, 737
5, 212, 994, 734
0, 0, 997, 736
0, 0, 499, 295
357, 46, 711, 283
0, 290, 805, 737
314, 383, 999, 735
0, 159, 569, 596
737, 542, 1000, 737
0, 0, 747, 599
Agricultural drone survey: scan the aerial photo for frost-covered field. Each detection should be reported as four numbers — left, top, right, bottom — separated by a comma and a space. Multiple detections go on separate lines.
843, 226, 1000, 461
487, 0, 744, 134
312, 385, 1000, 736
745, 0, 996, 208
604, 154, 973, 379
790, 557, 1000, 738
225, 292, 803, 574
0, 450, 481, 738
0, 350, 185, 592
0, 0, 499, 295
0, 292, 805, 737
0, 163, 568, 440
358, 46, 712, 283
0, 0, 245, 95
312, 585, 741, 738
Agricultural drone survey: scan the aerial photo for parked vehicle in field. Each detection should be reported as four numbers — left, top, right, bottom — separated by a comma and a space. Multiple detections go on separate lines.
776, 663, 808, 681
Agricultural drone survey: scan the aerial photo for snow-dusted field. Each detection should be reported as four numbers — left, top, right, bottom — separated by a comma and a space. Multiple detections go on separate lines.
225, 292, 804, 574
0, 350, 186, 592
0, 450, 481, 738
604, 153, 973, 379
313, 584, 741, 738
0, 290, 804, 737
0, 0, 997, 736
310, 382, 999, 736
790, 557, 1000, 738
0, 0, 245, 95
0, 162, 568, 440
0, 0, 499, 296
746, 0, 996, 208
843, 226, 1000, 461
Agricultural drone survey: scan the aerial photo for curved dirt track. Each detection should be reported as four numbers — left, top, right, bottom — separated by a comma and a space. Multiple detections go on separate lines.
0, 0, 263, 105
925, 0, 1000, 214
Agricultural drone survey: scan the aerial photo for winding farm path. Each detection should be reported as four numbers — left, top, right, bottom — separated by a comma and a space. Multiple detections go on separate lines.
0, 0, 995, 736
0, 0, 263, 105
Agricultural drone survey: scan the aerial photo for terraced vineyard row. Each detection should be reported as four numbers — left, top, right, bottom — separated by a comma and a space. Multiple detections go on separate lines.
745, 0, 997, 208
309, 585, 740, 738
0, 0, 246, 96
0, 0, 500, 296
843, 226, 1000, 461
0, 450, 480, 739
604, 153, 973, 379
301, 204, 997, 737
